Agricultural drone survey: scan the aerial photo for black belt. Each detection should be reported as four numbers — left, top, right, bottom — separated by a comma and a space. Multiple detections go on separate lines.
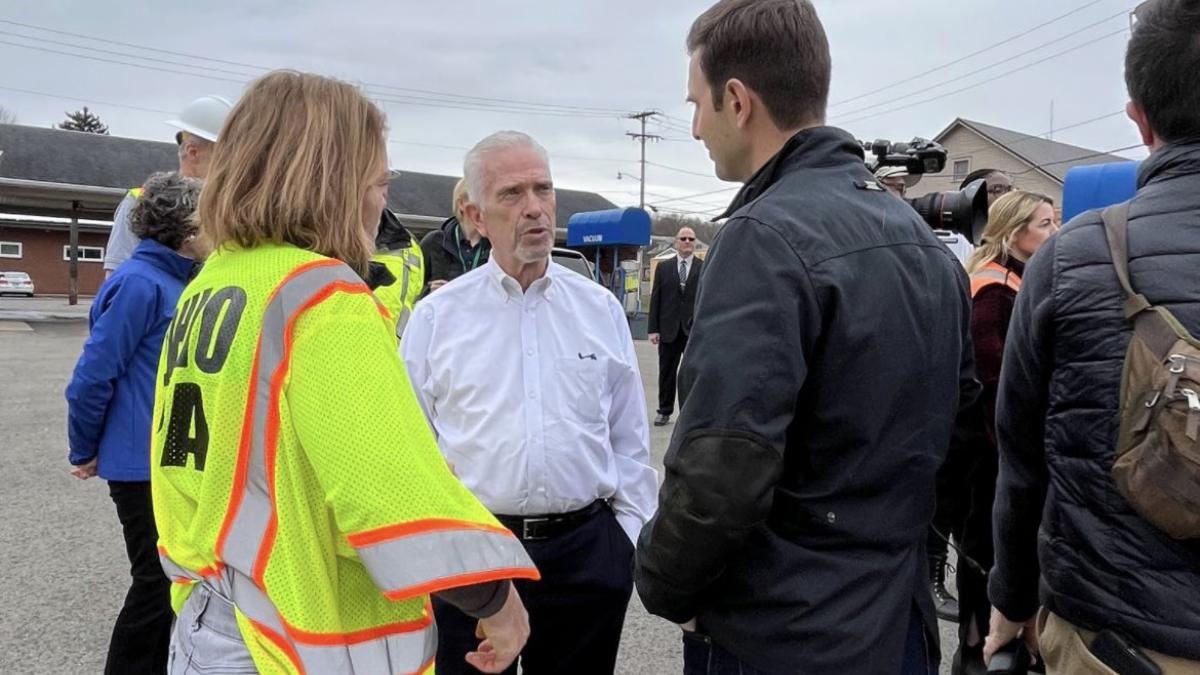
495, 500, 606, 541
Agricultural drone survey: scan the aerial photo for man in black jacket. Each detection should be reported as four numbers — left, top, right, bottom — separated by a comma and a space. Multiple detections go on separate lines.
419, 178, 491, 296
634, 1, 977, 673
986, 1, 1200, 671
648, 227, 703, 426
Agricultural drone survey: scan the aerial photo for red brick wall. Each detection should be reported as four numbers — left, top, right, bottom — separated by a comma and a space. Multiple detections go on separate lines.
0, 227, 109, 296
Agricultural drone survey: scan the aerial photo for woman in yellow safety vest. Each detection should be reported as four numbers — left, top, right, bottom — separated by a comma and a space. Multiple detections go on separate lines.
150, 70, 538, 675
951, 190, 1058, 673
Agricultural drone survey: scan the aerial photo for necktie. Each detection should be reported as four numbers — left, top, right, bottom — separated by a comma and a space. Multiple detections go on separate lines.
679, 259, 688, 292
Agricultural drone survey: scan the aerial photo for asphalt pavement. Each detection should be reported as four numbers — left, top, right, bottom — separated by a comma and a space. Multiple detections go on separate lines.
0, 296, 958, 674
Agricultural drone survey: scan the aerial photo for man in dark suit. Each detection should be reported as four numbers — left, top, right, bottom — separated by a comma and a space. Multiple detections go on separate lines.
648, 227, 702, 426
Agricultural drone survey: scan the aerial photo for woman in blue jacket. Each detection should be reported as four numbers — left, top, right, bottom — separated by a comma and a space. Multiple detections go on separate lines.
66, 171, 205, 675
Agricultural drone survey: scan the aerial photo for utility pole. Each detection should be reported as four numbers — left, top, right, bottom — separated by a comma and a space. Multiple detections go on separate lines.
626, 111, 662, 209
68, 200, 80, 306
625, 111, 661, 327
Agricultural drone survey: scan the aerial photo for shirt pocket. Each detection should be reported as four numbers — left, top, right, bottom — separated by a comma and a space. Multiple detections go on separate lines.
553, 357, 608, 425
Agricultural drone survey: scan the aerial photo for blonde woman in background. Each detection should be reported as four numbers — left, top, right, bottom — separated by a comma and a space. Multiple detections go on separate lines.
949, 190, 1057, 675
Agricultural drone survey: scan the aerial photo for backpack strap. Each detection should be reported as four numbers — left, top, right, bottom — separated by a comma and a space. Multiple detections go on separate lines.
1101, 202, 1152, 318
1101, 201, 1194, 359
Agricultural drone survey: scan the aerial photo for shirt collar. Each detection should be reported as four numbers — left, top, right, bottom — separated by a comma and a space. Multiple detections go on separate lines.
485, 256, 556, 303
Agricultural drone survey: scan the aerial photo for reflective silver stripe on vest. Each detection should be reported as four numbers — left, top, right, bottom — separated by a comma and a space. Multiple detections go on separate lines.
163, 261, 438, 674
392, 250, 423, 338
971, 269, 1011, 285
356, 527, 534, 598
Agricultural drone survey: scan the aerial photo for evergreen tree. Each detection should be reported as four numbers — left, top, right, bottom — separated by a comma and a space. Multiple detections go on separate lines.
58, 106, 109, 134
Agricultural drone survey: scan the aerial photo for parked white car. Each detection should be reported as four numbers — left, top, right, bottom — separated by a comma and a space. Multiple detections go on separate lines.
0, 271, 34, 297
550, 247, 594, 280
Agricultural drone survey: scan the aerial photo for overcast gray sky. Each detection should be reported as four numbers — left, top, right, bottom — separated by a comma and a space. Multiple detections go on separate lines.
0, 0, 1145, 216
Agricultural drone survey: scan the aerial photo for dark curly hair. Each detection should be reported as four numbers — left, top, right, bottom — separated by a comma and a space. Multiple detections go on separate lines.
129, 171, 202, 251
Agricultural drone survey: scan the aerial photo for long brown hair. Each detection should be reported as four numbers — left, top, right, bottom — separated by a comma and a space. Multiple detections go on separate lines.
198, 70, 386, 277
966, 190, 1054, 275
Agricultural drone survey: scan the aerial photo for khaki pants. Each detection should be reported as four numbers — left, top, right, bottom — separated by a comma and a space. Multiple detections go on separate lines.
1037, 609, 1200, 675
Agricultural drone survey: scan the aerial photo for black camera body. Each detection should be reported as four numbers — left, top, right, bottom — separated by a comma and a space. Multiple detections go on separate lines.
864, 137, 990, 245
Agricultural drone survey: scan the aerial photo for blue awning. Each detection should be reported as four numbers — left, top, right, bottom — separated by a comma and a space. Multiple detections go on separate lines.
1062, 161, 1140, 223
566, 207, 652, 247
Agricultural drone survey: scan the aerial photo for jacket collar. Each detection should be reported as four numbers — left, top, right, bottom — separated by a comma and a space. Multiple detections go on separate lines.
1138, 141, 1200, 189
440, 216, 492, 258
719, 126, 865, 219
131, 238, 195, 281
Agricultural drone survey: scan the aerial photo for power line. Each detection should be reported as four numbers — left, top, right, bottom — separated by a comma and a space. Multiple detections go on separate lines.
833, 11, 1129, 121
0, 84, 175, 115
837, 27, 1129, 127
1013, 142, 1143, 175
645, 161, 716, 178
918, 110, 1129, 161
0, 36, 625, 118
648, 185, 740, 206
0, 38, 247, 84
0, 29, 257, 78
830, 0, 1114, 108
0, 17, 635, 116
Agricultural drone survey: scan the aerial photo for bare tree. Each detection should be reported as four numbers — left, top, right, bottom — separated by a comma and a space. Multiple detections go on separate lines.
0, 106, 16, 125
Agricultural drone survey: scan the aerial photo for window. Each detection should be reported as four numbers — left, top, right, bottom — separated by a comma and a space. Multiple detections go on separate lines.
952, 159, 971, 181
0, 241, 21, 259
62, 245, 105, 262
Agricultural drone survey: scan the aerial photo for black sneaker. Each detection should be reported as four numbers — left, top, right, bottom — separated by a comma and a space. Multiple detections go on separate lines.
653, 414, 671, 426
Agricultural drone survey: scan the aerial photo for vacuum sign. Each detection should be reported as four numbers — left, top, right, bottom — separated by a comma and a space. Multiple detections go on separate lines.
582, 234, 604, 244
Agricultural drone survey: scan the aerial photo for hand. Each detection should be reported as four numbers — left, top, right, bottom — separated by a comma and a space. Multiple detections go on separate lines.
466, 583, 529, 673
983, 607, 1039, 666
429, 279, 448, 293
679, 618, 698, 633
649, 333, 660, 345
70, 458, 98, 480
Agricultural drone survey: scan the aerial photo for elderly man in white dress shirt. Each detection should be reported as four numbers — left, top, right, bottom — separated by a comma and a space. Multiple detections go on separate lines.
401, 130, 658, 675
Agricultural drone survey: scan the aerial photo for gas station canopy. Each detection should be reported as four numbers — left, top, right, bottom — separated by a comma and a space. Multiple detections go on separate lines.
566, 207, 652, 247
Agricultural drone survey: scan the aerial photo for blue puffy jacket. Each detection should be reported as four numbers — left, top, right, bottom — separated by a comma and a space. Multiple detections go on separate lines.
66, 238, 194, 481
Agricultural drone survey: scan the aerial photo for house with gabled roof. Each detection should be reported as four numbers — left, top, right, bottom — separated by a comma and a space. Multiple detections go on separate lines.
905, 118, 1133, 211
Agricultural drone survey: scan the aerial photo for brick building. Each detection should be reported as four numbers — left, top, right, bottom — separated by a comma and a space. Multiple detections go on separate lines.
0, 123, 615, 297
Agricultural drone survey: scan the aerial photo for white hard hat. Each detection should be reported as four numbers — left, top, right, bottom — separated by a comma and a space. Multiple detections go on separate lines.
165, 95, 234, 143
874, 165, 923, 188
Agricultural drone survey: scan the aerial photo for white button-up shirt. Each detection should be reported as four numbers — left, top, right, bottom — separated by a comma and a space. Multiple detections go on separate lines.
401, 258, 658, 543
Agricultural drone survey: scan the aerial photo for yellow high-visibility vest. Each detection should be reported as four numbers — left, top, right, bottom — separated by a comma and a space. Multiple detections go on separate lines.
373, 241, 425, 339
150, 242, 537, 675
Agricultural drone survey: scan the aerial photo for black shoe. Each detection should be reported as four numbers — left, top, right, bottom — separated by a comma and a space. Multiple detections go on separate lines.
653, 414, 671, 426
933, 580, 959, 622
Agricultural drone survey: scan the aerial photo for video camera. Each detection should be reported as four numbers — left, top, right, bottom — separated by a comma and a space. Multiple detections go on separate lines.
864, 138, 990, 245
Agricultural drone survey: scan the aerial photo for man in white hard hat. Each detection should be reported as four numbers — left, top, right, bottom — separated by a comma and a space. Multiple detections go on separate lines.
874, 164, 922, 199
103, 96, 232, 274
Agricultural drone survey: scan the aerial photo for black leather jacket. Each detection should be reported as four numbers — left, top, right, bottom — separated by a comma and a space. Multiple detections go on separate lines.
635, 126, 977, 674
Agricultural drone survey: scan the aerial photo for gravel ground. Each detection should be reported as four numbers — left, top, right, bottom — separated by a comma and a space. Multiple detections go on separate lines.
0, 296, 957, 674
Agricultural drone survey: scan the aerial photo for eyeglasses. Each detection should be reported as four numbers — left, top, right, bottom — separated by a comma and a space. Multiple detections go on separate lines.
987, 184, 1015, 196
677, 237, 696, 242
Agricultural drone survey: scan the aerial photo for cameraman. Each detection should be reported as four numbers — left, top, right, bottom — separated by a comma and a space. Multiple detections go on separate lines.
634, 1, 978, 672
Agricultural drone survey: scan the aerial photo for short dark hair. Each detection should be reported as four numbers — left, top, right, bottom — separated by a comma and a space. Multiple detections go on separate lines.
687, 0, 831, 130
130, 171, 202, 251
1125, 0, 1200, 143
960, 168, 1008, 190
